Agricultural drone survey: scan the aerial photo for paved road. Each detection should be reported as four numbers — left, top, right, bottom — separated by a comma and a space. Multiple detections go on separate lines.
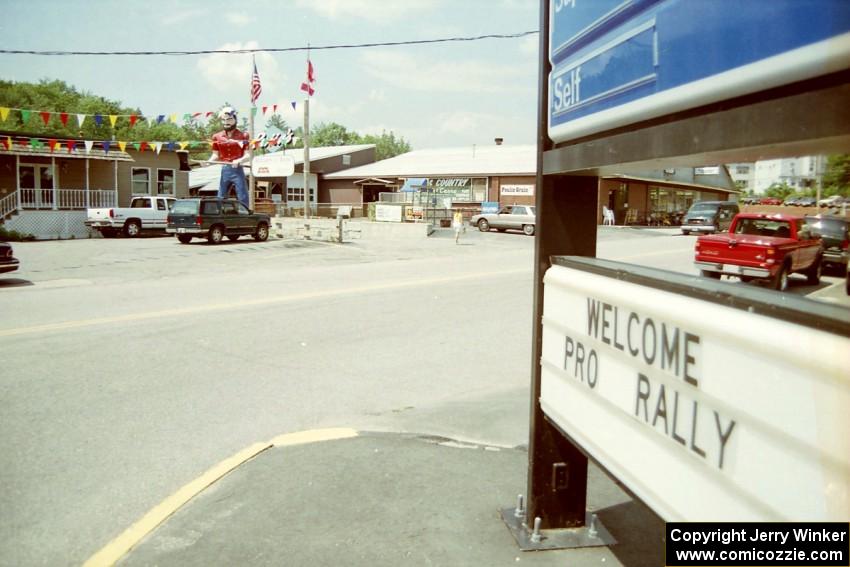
0, 228, 846, 566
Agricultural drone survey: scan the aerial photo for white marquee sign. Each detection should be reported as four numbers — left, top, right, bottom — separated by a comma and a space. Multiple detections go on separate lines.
540, 260, 850, 522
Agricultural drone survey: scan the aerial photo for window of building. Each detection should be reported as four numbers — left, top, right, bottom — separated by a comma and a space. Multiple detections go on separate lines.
157, 169, 175, 195
736, 165, 750, 174
131, 168, 151, 194
286, 187, 315, 202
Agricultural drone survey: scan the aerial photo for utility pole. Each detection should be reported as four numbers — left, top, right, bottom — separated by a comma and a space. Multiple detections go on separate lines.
303, 97, 310, 218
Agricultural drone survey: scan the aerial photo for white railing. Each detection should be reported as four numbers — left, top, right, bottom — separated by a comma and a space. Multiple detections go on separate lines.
15, 189, 116, 211
0, 192, 19, 221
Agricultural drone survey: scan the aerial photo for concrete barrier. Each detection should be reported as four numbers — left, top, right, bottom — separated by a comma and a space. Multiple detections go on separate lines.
272, 217, 433, 242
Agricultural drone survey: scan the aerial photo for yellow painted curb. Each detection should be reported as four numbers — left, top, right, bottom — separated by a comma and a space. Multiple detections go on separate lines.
83, 428, 359, 567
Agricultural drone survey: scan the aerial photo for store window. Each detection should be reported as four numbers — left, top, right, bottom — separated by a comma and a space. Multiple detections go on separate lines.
286, 187, 315, 202
157, 169, 175, 195
648, 186, 699, 224
131, 168, 150, 194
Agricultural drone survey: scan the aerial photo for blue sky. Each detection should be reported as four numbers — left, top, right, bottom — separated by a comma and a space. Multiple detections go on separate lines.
2, 0, 540, 150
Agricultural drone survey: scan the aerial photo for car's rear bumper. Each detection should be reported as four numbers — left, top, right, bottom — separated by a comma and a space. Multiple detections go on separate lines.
694, 261, 771, 278
681, 224, 717, 233
0, 260, 20, 273
166, 227, 206, 235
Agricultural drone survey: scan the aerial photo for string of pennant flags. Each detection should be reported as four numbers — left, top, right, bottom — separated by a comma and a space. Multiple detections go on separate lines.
0, 128, 298, 155
0, 102, 303, 130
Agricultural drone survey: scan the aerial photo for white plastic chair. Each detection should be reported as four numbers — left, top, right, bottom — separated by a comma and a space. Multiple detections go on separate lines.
603, 207, 615, 226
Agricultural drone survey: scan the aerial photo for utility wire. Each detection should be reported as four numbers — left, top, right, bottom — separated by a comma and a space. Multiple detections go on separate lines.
0, 31, 539, 56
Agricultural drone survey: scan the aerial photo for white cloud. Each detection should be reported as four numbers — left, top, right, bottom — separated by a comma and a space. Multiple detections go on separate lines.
161, 9, 204, 26
294, 0, 441, 23
197, 42, 287, 107
225, 13, 255, 26
359, 50, 532, 94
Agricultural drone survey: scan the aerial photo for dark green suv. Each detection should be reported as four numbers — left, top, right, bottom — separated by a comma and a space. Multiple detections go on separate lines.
166, 197, 271, 244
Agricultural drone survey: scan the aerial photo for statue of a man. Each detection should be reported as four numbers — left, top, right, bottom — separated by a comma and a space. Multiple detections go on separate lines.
209, 106, 250, 207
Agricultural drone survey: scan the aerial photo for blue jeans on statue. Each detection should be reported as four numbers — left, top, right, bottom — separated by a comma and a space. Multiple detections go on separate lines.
218, 164, 249, 207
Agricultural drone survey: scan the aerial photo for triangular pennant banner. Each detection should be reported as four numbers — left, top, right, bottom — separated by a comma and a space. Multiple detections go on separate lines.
0, 107, 9, 121
102, 140, 111, 153
290, 101, 296, 111
77, 114, 86, 127
152, 142, 162, 154
157, 115, 165, 124
139, 141, 148, 152
40, 112, 52, 126
133, 142, 141, 152
169, 114, 178, 124
94, 114, 103, 126
84, 140, 94, 153
60, 113, 69, 126
118, 141, 127, 152
179, 142, 189, 151
67, 140, 77, 153
21, 109, 31, 123
109, 115, 118, 128
129, 115, 138, 127
4, 137, 11, 150
166, 141, 175, 152
48, 139, 58, 152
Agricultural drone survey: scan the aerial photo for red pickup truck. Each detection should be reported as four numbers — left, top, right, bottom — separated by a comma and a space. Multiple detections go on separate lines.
694, 213, 823, 291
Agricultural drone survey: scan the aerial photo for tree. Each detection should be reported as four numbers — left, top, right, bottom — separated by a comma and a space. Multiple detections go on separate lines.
821, 154, 850, 197
362, 130, 411, 160
310, 122, 361, 147
764, 182, 795, 199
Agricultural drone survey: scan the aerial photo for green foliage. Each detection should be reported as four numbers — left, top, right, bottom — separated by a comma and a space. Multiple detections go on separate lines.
821, 154, 850, 197
362, 130, 411, 160
0, 225, 35, 241
764, 182, 795, 199
308, 122, 411, 159
0, 80, 413, 162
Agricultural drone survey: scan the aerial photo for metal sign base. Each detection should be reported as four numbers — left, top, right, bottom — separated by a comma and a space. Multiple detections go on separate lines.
500, 509, 616, 552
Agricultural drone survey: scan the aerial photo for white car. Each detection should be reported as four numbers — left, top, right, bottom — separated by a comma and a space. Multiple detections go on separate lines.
818, 195, 842, 207
469, 205, 536, 236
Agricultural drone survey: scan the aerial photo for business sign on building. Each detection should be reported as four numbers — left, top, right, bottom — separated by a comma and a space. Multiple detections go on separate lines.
428, 178, 472, 201
540, 257, 850, 521
374, 203, 402, 223
548, 0, 850, 143
500, 184, 535, 197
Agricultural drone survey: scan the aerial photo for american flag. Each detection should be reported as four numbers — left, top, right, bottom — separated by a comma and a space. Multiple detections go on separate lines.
250, 60, 262, 105
300, 59, 315, 97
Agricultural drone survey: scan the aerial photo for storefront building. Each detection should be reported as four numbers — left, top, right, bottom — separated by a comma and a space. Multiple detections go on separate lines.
323, 145, 737, 224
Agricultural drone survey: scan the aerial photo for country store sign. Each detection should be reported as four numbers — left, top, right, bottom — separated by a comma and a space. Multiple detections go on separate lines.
540, 258, 850, 522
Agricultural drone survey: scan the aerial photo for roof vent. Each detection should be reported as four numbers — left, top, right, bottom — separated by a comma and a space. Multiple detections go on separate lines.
495, 137, 504, 145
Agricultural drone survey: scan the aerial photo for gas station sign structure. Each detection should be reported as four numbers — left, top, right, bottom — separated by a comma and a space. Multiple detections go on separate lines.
506, 0, 850, 551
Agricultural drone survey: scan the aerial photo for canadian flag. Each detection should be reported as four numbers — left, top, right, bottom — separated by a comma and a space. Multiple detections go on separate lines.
300, 59, 315, 97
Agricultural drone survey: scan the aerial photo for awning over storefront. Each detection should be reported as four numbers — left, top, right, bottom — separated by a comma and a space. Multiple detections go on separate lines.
400, 177, 427, 192
603, 174, 739, 195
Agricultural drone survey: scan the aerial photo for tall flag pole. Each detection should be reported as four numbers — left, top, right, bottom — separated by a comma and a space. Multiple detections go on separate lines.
300, 48, 315, 219
249, 56, 262, 210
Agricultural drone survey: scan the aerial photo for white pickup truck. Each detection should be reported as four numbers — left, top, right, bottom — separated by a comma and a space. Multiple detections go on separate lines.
85, 196, 175, 237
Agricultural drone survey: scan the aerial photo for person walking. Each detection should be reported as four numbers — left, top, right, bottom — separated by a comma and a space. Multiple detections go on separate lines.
453, 209, 465, 244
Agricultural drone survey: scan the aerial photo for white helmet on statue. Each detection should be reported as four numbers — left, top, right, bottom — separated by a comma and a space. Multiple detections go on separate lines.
218, 106, 237, 120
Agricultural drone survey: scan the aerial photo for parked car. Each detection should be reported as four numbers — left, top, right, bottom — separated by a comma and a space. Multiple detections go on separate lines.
85, 195, 176, 238
759, 197, 784, 205
469, 205, 536, 236
739, 196, 760, 205
166, 197, 271, 244
0, 242, 20, 274
804, 215, 849, 272
796, 197, 817, 207
783, 196, 801, 206
818, 195, 842, 207
694, 213, 823, 291
680, 201, 739, 235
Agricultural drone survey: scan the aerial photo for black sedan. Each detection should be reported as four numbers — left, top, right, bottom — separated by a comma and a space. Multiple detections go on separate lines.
1, 242, 20, 274
805, 215, 849, 272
